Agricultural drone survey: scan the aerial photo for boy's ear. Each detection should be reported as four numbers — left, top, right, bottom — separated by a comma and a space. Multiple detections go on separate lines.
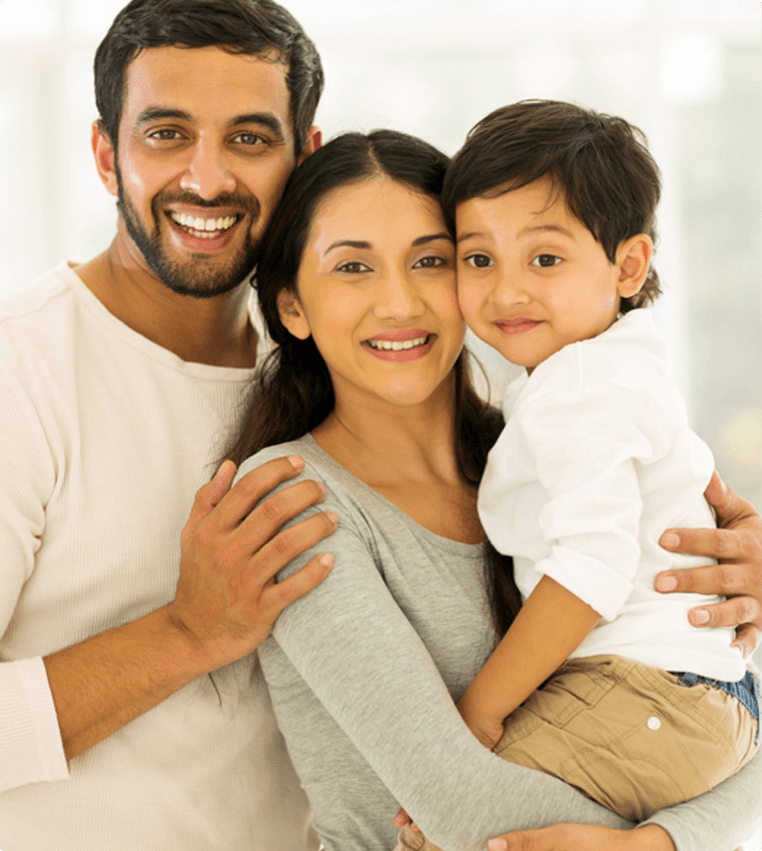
92, 120, 119, 197
276, 288, 312, 340
616, 234, 653, 299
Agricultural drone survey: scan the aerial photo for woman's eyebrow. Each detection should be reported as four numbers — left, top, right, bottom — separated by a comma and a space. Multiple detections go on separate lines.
412, 232, 452, 246
324, 239, 371, 256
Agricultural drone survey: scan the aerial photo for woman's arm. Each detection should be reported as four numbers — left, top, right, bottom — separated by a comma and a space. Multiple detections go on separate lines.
657, 472, 762, 656
486, 750, 761, 851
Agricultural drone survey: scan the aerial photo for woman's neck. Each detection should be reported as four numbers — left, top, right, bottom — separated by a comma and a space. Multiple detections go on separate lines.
311, 387, 484, 544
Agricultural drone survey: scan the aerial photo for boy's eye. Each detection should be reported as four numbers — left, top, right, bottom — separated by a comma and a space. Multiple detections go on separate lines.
464, 253, 493, 269
531, 254, 562, 268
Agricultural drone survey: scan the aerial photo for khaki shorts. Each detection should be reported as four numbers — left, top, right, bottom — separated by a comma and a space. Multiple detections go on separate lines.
394, 655, 758, 850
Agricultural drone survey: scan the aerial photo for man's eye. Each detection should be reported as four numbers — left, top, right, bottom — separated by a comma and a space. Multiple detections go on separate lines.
464, 254, 493, 269
233, 133, 267, 146
531, 254, 562, 268
148, 129, 182, 140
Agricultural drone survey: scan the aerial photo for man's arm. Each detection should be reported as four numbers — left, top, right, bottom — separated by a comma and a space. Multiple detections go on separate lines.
44, 456, 336, 761
656, 472, 761, 656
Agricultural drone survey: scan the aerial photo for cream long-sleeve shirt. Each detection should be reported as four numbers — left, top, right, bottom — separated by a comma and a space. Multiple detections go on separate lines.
479, 310, 745, 681
0, 263, 317, 851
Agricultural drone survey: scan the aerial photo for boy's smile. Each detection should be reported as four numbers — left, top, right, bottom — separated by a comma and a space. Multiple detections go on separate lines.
455, 176, 649, 373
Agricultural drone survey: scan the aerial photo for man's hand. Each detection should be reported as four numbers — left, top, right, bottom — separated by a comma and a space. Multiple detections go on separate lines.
168, 456, 337, 669
486, 824, 675, 851
655, 472, 761, 656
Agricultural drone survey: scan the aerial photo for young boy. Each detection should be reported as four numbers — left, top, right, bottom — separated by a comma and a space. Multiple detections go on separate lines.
394, 100, 759, 849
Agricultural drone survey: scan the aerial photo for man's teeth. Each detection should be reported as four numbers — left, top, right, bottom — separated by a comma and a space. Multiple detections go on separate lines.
367, 336, 429, 351
170, 212, 239, 237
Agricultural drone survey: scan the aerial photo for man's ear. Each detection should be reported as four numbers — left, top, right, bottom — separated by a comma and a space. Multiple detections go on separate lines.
277, 288, 311, 340
616, 234, 653, 299
297, 126, 322, 166
92, 120, 119, 197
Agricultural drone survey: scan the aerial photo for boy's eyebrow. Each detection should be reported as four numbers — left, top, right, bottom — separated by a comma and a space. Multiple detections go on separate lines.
456, 224, 575, 244
134, 107, 285, 139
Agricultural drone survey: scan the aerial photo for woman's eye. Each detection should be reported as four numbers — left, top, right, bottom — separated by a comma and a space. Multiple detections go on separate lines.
336, 261, 372, 274
413, 255, 447, 269
464, 253, 493, 269
531, 254, 562, 268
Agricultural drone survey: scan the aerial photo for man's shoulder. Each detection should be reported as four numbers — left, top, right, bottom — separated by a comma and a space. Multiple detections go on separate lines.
0, 263, 79, 327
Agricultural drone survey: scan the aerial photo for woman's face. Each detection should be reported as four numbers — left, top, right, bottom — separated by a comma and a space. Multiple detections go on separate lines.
279, 176, 465, 413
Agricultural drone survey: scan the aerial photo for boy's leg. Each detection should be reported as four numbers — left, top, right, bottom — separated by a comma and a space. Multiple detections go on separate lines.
493, 655, 758, 821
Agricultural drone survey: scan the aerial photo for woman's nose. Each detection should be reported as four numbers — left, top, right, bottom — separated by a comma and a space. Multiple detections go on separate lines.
373, 270, 424, 320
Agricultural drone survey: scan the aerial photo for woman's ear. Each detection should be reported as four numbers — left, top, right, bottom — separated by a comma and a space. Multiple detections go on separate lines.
616, 234, 653, 299
276, 288, 312, 340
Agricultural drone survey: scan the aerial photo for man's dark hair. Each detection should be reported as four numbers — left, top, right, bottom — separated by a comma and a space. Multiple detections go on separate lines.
442, 99, 662, 311
94, 0, 324, 155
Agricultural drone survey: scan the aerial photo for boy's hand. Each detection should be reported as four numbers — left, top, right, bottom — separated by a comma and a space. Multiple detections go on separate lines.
655, 472, 761, 656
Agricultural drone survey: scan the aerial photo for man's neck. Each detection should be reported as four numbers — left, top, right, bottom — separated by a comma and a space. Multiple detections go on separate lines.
74, 244, 258, 368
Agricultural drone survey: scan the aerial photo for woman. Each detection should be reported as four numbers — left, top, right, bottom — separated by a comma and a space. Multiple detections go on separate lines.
230, 130, 759, 851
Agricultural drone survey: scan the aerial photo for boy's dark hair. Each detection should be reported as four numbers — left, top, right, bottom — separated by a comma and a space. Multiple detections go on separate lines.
94, 0, 324, 155
442, 99, 662, 311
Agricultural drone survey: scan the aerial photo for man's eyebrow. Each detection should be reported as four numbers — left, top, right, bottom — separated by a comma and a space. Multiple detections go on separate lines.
133, 108, 285, 139
135, 107, 192, 126
231, 113, 286, 139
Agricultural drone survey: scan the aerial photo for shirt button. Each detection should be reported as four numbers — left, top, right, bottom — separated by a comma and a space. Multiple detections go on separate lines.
647, 716, 661, 731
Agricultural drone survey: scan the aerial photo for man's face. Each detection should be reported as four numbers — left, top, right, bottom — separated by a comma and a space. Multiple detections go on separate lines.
109, 45, 301, 297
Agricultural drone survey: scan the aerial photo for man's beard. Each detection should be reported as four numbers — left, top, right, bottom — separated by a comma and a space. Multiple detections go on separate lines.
114, 162, 261, 299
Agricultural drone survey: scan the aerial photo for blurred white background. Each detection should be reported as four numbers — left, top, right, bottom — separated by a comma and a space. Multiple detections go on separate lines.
0, 1, 760, 846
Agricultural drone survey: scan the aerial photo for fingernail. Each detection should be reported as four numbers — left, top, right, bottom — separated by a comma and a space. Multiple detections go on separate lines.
318, 553, 334, 568
692, 609, 710, 625
655, 575, 678, 592
488, 840, 508, 851
287, 455, 305, 470
660, 532, 680, 550
326, 511, 338, 526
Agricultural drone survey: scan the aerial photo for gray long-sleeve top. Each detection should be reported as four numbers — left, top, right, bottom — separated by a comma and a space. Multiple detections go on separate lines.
245, 436, 760, 851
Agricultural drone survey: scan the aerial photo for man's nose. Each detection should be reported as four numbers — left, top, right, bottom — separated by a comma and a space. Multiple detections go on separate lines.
179, 139, 237, 200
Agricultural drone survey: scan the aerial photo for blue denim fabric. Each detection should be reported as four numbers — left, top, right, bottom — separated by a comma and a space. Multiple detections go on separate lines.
671, 670, 760, 743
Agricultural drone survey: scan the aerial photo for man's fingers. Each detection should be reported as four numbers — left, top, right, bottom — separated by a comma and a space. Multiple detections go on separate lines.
266, 552, 334, 613
660, 527, 752, 562
704, 471, 761, 532
248, 509, 338, 584
182, 461, 238, 543
213, 455, 309, 528
687, 594, 761, 630
730, 623, 762, 657
655, 562, 758, 598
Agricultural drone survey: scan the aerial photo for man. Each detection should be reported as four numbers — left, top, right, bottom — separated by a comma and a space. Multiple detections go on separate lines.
0, 2, 758, 850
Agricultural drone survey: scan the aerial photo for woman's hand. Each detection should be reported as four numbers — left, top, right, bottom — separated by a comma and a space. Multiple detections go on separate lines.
486, 823, 675, 851
656, 472, 761, 656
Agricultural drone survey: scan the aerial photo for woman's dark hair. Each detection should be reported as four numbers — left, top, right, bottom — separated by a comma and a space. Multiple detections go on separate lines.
228, 129, 521, 636
94, 0, 323, 155
442, 99, 662, 312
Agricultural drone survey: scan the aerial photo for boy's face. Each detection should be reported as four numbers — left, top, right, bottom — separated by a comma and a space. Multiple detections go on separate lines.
455, 176, 636, 373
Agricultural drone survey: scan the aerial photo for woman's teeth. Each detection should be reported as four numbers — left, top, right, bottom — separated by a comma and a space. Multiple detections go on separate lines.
170, 212, 239, 238
367, 336, 429, 351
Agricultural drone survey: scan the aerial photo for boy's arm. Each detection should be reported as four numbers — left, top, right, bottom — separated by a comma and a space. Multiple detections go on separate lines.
457, 576, 600, 748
